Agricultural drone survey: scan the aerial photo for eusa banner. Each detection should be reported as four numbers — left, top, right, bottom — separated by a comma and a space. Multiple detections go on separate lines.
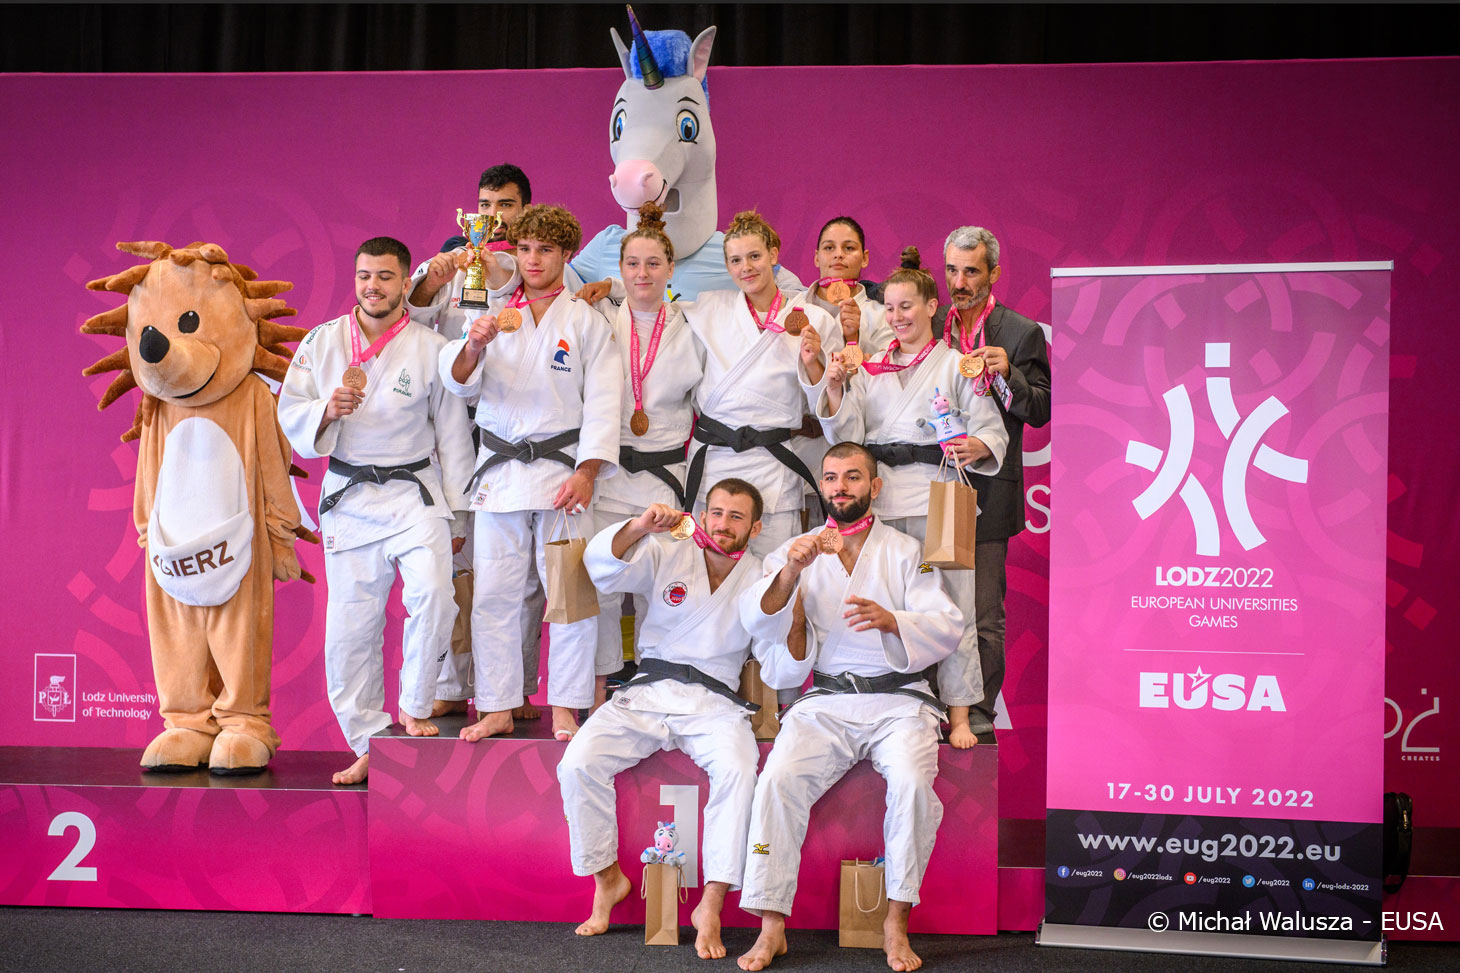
1044, 262, 1390, 955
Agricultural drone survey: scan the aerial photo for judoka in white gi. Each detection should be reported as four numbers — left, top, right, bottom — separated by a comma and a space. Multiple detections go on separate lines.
408, 163, 547, 722
684, 211, 841, 560
560, 480, 783, 958
735, 443, 962, 973
278, 237, 475, 785
817, 259, 1008, 748
439, 204, 622, 742
585, 202, 705, 659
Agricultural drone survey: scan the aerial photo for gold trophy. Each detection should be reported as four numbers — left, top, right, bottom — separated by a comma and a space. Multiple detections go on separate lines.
455, 209, 503, 309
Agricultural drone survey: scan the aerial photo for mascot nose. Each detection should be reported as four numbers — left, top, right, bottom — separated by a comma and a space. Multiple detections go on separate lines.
138, 325, 171, 364
610, 160, 665, 209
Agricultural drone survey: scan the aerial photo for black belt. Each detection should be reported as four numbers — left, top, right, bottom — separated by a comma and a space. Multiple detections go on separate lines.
683, 415, 826, 517
618, 444, 688, 510
784, 669, 945, 717
320, 456, 433, 514
866, 442, 946, 468
623, 657, 759, 712
466, 428, 580, 494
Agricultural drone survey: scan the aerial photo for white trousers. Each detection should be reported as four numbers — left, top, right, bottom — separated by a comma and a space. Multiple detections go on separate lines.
884, 515, 984, 707
739, 697, 943, 915
323, 517, 455, 756
557, 696, 760, 887
471, 508, 615, 711
435, 572, 543, 701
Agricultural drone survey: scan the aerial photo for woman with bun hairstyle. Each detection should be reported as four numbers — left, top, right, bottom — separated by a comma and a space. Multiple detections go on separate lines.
813, 247, 1008, 748
682, 211, 842, 558
585, 202, 706, 653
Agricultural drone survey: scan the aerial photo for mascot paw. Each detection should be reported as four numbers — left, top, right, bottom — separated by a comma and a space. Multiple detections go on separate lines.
208, 729, 273, 776
141, 727, 215, 772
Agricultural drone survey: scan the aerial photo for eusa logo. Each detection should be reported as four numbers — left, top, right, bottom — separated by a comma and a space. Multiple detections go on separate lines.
1126, 343, 1309, 556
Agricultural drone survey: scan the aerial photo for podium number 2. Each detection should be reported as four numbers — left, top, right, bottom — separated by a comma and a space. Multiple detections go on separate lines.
47, 811, 98, 882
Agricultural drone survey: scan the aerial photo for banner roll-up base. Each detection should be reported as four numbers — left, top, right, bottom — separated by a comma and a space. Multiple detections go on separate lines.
1037, 921, 1385, 966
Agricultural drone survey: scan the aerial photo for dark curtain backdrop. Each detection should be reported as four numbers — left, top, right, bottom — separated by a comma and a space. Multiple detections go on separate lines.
4, 3, 1454, 73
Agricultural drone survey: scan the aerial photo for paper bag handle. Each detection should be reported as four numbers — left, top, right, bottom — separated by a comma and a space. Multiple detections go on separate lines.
548, 508, 584, 542
639, 863, 689, 904
935, 443, 974, 488
852, 861, 886, 914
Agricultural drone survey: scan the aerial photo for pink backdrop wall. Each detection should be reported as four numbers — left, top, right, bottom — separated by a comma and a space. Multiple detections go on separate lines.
3, 57, 1457, 827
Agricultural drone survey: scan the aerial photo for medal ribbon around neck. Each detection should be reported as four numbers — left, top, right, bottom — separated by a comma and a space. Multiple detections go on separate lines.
629, 304, 668, 436
825, 514, 875, 537
945, 293, 997, 393
818, 513, 875, 554
745, 289, 785, 332
861, 337, 938, 376
672, 513, 744, 561
349, 307, 411, 369
507, 283, 565, 310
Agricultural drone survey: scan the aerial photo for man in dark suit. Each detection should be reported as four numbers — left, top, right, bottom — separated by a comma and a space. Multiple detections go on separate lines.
933, 226, 1051, 735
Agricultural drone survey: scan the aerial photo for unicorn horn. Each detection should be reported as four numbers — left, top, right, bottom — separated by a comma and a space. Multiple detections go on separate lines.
626, 4, 664, 89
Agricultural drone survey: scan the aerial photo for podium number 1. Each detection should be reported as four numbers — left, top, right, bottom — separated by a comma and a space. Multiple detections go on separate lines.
659, 784, 701, 888
47, 811, 98, 882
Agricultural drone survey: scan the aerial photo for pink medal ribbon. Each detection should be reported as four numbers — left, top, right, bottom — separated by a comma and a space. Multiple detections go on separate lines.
861, 337, 939, 376
349, 307, 411, 369
945, 293, 998, 396
507, 283, 565, 310
814, 276, 859, 289
682, 514, 745, 561
745, 290, 785, 332
486, 240, 513, 253
629, 304, 668, 419
826, 514, 875, 537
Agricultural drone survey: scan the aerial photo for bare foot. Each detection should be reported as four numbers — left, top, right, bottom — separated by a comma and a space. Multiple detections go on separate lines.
691, 881, 730, 959
737, 914, 788, 971
430, 699, 468, 717
552, 705, 580, 742
575, 862, 632, 936
459, 710, 513, 742
332, 753, 368, 785
400, 712, 440, 737
512, 696, 542, 720
884, 903, 921, 971
947, 722, 977, 749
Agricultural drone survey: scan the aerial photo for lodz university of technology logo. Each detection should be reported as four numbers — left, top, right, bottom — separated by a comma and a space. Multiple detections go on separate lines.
34, 653, 77, 722
1125, 342, 1309, 556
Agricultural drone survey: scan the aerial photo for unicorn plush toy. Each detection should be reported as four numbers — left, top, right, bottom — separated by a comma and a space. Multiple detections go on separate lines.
640, 821, 687, 867
570, 8, 800, 300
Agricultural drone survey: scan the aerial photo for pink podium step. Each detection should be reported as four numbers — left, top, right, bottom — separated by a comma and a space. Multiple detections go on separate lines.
367, 715, 998, 933
0, 746, 370, 913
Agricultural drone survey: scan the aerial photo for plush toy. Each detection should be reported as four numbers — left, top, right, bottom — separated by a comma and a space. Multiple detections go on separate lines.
916, 387, 970, 448
640, 821, 687, 867
81, 240, 316, 774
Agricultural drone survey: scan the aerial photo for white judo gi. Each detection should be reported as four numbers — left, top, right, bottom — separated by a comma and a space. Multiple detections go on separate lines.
557, 522, 787, 886
736, 520, 963, 914
589, 298, 705, 659
815, 340, 1008, 707
408, 251, 544, 707
437, 269, 622, 714
278, 311, 475, 756
684, 289, 840, 558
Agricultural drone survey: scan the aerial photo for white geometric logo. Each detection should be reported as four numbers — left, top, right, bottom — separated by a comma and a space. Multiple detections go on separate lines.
1125, 343, 1309, 556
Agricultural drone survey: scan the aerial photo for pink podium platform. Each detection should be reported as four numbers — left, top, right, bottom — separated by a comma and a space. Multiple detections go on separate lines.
367, 715, 999, 933
0, 746, 370, 914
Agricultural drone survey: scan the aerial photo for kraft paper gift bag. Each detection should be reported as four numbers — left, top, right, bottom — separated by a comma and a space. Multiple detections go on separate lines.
544, 512, 599, 624
739, 659, 780, 740
642, 862, 686, 945
923, 451, 978, 570
839, 859, 889, 948
450, 570, 473, 655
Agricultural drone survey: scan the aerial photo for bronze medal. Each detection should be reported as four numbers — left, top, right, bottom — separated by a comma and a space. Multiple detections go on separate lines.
782, 308, 809, 337
826, 281, 852, 304
671, 514, 697, 541
958, 353, 986, 379
630, 409, 650, 437
817, 526, 844, 554
841, 344, 865, 372
496, 307, 522, 333
341, 366, 368, 391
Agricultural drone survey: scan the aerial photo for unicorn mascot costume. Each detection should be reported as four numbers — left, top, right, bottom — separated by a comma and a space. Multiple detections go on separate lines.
570, 9, 800, 300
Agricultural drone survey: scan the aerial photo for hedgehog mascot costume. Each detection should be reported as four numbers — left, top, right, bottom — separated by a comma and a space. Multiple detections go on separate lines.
82, 241, 316, 774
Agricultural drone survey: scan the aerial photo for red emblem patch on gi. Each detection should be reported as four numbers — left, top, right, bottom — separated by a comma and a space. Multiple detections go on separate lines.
662, 581, 689, 606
